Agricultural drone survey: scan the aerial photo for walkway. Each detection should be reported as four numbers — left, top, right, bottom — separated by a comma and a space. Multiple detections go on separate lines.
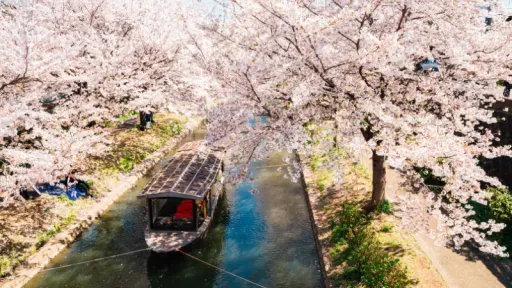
385, 167, 512, 288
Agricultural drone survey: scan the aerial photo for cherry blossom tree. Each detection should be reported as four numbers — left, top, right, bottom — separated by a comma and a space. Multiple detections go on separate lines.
0, 0, 209, 204
198, 0, 512, 256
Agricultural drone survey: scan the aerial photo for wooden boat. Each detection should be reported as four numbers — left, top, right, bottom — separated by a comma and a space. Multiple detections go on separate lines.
137, 140, 225, 252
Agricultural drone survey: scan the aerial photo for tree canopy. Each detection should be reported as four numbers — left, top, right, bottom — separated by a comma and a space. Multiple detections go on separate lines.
1, 0, 512, 256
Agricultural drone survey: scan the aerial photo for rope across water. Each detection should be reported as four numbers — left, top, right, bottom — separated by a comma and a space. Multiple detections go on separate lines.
176, 249, 268, 288
40, 247, 268, 288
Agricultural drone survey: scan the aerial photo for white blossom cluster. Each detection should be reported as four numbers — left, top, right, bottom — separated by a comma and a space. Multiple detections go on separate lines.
195, 0, 512, 255
0, 0, 212, 204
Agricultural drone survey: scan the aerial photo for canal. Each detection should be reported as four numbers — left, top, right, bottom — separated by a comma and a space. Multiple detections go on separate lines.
25, 129, 324, 288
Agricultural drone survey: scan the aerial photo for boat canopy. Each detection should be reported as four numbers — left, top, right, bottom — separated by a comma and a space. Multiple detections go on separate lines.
137, 140, 225, 201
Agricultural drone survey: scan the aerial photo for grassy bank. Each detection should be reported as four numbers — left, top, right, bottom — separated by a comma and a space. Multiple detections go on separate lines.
301, 155, 447, 288
0, 112, 189, 280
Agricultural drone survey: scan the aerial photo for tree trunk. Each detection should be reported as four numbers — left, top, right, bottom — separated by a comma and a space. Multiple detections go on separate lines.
139, 111, 146, 131
371, 150, 386, 208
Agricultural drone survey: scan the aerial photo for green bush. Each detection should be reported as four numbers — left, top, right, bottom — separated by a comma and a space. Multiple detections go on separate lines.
35, 226, 59, 248
118, 156, 135, 172
381, 224, 393, 233
158, 120, 183, 136
62, 211, 77, 227
471, 187, 512, 256
330, 202, 413, 287
376, 200, 393, 215
0, 255, 15, 277
331, 203, 368, 244
316, 171, 332, 192
114, 110, 138, 122
487, 187, 512, 222
309, 154, 326, 172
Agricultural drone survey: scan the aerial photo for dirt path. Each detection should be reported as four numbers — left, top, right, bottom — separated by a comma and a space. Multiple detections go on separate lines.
299, 154, 447, 288
413, 233, 507, 288
385, 168, 512, 288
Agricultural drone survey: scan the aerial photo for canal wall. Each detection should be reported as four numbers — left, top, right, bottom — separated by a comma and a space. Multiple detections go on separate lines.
1, 120, 200, 288
296, 154, 331, 288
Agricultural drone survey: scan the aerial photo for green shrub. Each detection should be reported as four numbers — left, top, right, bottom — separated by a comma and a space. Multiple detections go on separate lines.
35, 226, 59, 248
158, 120, 183, 136
62, 211, 77, 227
376, 200, 393, 215
0, 255, 15, 277
118, 156, 134, 172
381, 224, 393, 233
114, 110, 138, 122
309, 155, 325, 172
469, 190, 512, 257
331, 202, 368, 244
316, 171, 332, 192
330, 202, 413, 287
487, 187, 512, 222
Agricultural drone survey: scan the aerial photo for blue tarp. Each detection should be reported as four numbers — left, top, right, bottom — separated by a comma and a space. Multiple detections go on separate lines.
38, 182, 89, 201
248, 116, 269, 128
421, 60, 440, 72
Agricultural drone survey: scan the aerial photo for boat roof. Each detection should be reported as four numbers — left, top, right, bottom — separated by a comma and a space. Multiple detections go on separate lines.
137, 140, 225, 200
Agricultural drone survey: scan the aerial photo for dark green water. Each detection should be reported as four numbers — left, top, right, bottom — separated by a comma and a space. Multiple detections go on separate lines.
25, 129, 324, 288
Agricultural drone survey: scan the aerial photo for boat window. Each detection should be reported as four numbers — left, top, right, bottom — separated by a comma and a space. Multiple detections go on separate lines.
151, 198, 195, 231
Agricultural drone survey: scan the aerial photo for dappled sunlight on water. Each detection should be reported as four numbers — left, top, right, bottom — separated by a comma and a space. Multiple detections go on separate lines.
25, 137, 323, 288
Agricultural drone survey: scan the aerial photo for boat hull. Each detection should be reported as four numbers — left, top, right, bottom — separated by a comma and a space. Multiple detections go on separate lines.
144, 174, 224, 253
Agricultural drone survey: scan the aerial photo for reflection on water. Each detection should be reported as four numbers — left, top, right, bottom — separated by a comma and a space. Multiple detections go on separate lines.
25, 129, 323, 288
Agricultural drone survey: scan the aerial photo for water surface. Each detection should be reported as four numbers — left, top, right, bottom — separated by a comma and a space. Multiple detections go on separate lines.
25, 129, 323, 288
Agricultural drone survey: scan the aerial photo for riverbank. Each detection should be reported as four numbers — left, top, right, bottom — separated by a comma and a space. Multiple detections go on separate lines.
385, 168, 512, 288
23, 151, 323, 288
0, 114, 200, 288
299, 154, 447, 288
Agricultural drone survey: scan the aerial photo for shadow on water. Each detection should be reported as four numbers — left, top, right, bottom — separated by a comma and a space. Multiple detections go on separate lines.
25, 126, 323, 288
146, 193, 229, 288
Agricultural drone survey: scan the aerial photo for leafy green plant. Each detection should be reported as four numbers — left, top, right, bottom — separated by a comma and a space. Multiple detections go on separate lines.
0, 257, 11, 277
35, 226, 59, 248
331, 202, 368, 244
309, 154, 326, 171
381, 224, 393, 233
116, 151, 148, 173
487, 187, 512, 222
0, 254, 22, 278
316, 171, 332, 192
114, 110, 138, 122
158, 120, 183, 136
62, 211, 77, 227
117, 155, 135, 172
329, 202, 413, 287
376, 200, 393, 215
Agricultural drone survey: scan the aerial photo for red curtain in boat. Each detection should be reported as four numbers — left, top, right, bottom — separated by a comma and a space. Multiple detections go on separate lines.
174, 200, 193, 219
